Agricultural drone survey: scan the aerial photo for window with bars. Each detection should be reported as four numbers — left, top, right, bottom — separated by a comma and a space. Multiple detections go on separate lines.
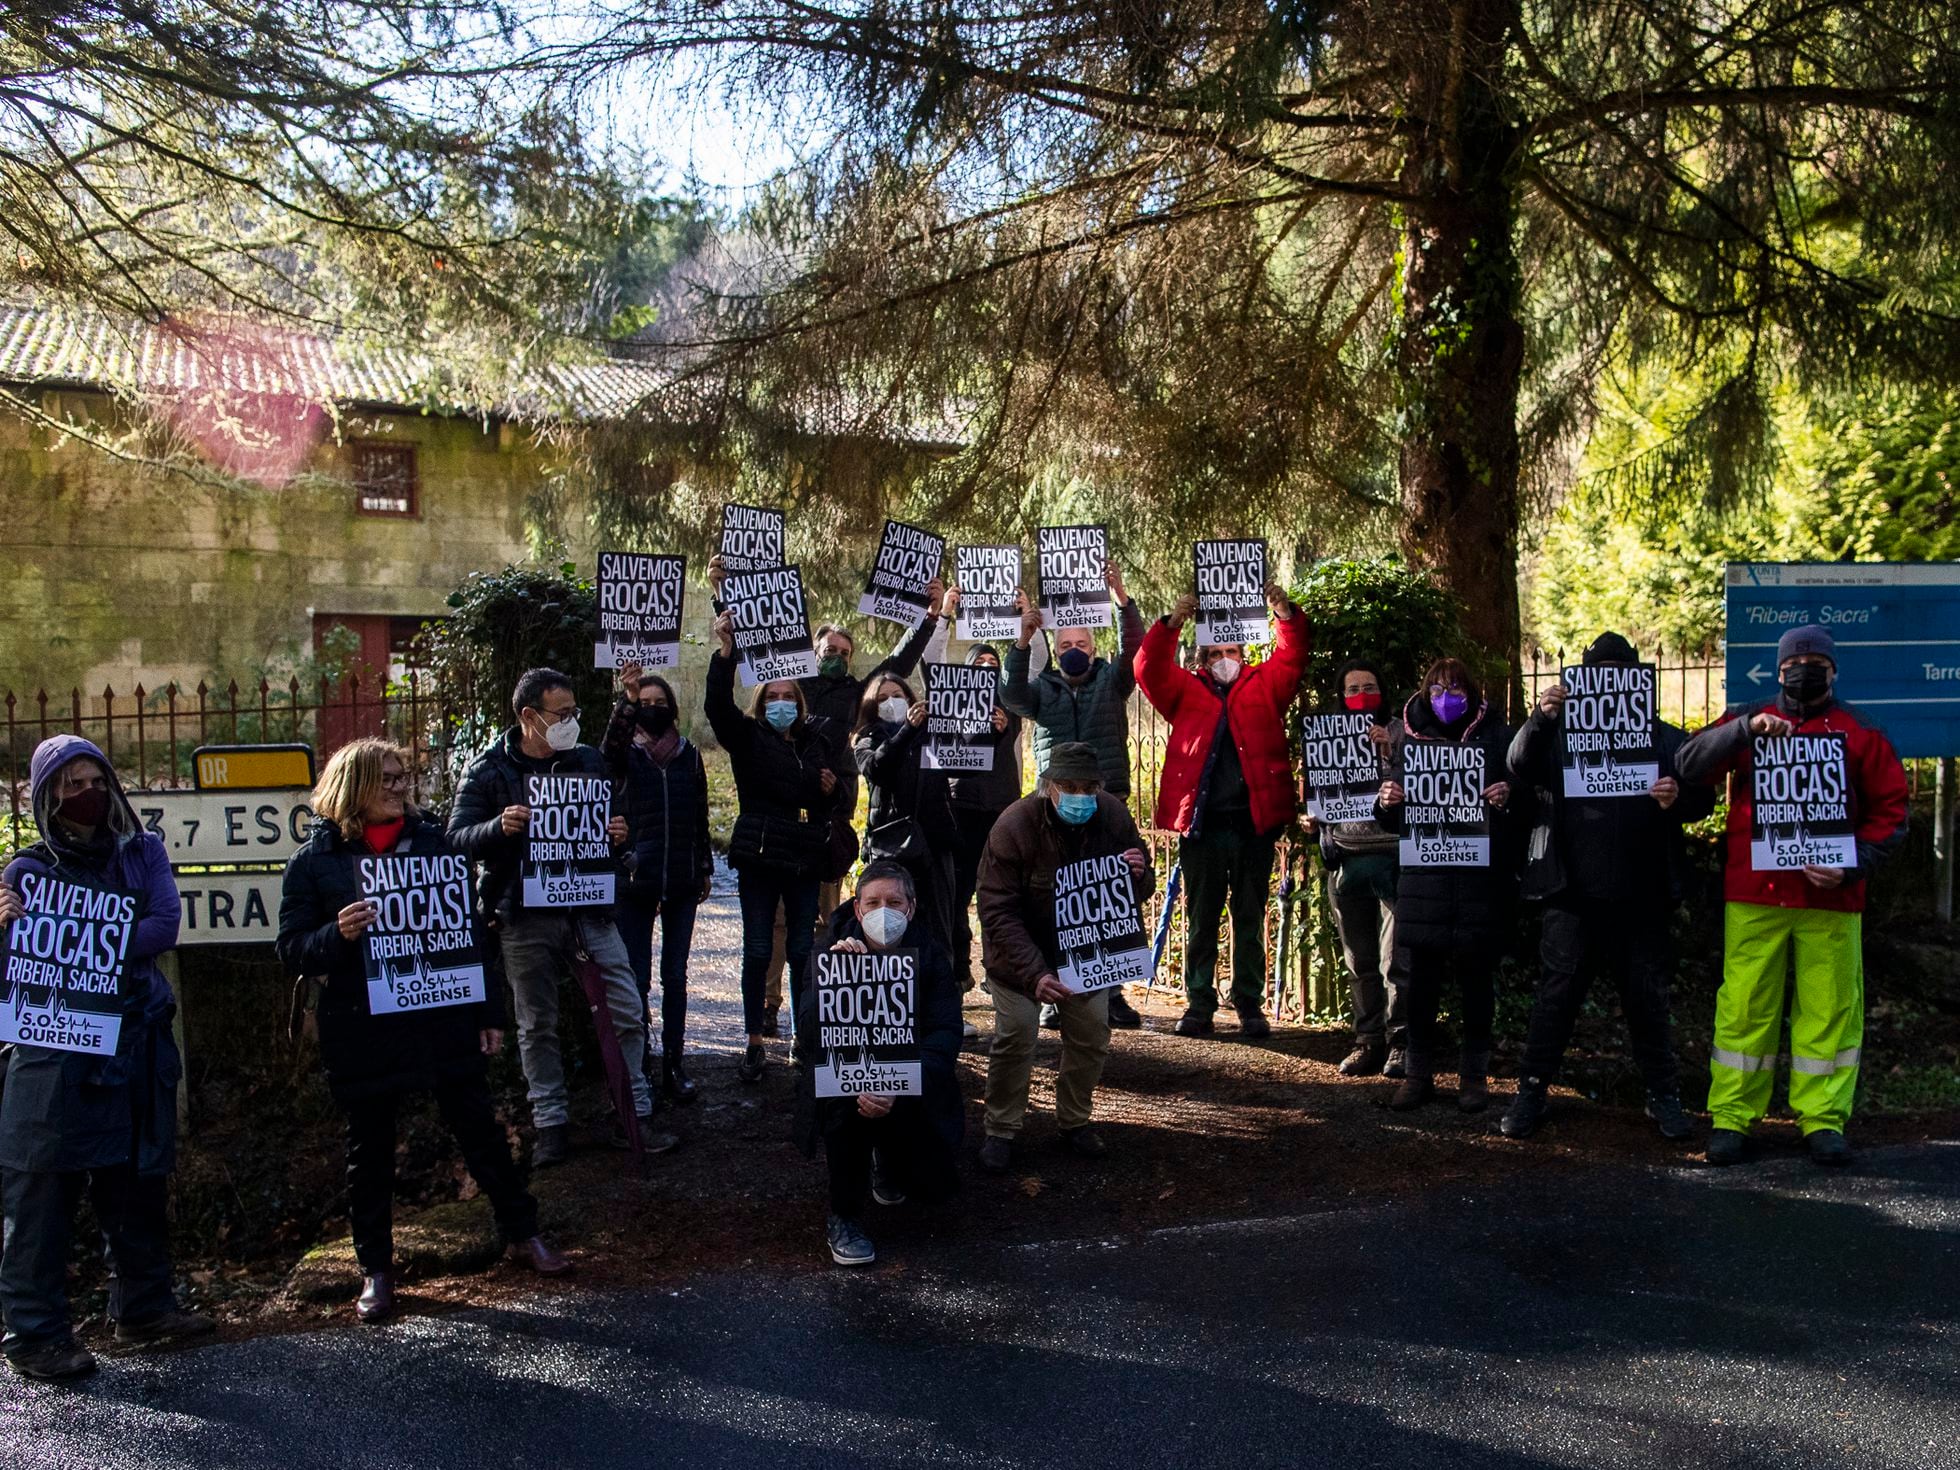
352, 441, 418, 517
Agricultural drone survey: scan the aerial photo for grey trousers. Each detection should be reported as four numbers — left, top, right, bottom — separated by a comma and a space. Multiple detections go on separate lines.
500, 910, 654, 1127
1328, 872, 1409, 1046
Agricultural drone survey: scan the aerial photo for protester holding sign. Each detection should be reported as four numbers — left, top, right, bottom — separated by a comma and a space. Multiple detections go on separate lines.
278, 740, 568, 1323
1501, 633, 1715, 1143
792, 862, 963, 1267
975, 743, 1156, 1170
1002, 567, 1147, 1029
0, 735, 211, 1382
852, 672, 965, 960
604, 666, 714, 1105
1302, 660, 1410, 1078
1137, 579, 1308, 1039
708, 553, 947, 1036
707, 613, 847, 1083
1374, 659, 1525, 1113
448, 670, 660, 1169
1676, 625, 1909, 1167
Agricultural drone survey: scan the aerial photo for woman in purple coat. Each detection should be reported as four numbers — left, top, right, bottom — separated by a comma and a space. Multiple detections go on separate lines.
0, 736, 213, 1382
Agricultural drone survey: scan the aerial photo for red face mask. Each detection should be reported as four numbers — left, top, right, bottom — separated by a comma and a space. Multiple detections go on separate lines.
1343, 691, 1383, 713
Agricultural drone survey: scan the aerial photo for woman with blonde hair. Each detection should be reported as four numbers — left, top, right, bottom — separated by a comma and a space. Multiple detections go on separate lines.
277, 738, 569, 1325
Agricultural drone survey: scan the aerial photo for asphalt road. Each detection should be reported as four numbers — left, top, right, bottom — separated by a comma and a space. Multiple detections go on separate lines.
4, 1139, 1955, 1469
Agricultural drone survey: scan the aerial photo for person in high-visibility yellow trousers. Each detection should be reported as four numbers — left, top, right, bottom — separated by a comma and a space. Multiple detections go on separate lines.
1677, 625, 1909, 1168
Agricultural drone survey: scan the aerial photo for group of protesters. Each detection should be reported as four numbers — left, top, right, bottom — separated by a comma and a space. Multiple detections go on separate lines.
0, 547, 1912, 1379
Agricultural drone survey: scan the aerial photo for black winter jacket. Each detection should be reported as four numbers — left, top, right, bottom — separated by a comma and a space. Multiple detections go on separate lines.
704, 650, 843, 875
1375, 694, 1526, 951
853, 718, 957, 859
277, 816, 504, 1104
447, 729, 616, 921
601, 698, 713, 899
1507, 709, 1715, 906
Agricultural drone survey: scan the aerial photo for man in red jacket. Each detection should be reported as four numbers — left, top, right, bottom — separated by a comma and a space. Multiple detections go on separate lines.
1676, 624, 1909, 1168
1136, 581, 1309, 1037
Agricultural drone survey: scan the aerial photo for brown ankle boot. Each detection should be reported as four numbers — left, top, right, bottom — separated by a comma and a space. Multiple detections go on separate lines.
1457, 1053, 1491, 1113
1389, 1075, 1434, 1111
509, 1236, 573, 1276
355, 1272, 395, 1324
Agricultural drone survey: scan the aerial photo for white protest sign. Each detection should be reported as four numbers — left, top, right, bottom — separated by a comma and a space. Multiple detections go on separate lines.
1037, 525, 1112, 630
1560, 663, 1659, 797
0, 869, 133, 1055
360, 852, 487, 1014
1302, 712, 1381, 824
1398, 741, 1491, 867
811, 948, 921, 1097
858, 519, 945, 627
1192, 540, 1268, 646
596, 552, 686, 670
1054, 852, 1152, 993
719, 503, 785, 573
725, 565, 820, 687
522, 773, 616, 907
955, 545, 1022, 642
1750, 733, 1857, 870
923, 663, 998, 772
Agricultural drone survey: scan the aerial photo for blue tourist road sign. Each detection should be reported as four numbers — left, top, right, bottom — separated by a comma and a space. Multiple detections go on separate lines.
1724, 562, 1960, 758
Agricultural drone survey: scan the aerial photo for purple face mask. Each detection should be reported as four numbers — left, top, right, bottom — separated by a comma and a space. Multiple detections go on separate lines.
1431, 689, 1469, 724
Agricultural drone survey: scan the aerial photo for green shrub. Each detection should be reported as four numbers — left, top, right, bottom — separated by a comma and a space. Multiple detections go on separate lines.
1287, 556, 1470, 707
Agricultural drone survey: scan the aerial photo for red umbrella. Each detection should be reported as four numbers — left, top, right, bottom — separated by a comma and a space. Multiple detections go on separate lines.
575, 954, 644, 1165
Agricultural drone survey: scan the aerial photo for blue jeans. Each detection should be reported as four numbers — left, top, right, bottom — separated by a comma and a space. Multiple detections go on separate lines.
498, 910, 654, 1127
738, 867, 818, 1038
615, 889, 699, 1060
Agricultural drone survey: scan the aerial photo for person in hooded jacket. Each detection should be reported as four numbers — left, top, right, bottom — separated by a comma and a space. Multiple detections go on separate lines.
604, 665, 714, 1105
0, 735, 213, 1381
1374, 658, 1527, 1113
447, 668, 657, 1168
792, 862, 963, 1268
706, 611, 846, 1084
1675, 624, 1909, 1168
1001, 565, 1148, 1030
278, 738, 570, 1324
1499, 633, 1716, 1142
1136, 580, 1309, 1039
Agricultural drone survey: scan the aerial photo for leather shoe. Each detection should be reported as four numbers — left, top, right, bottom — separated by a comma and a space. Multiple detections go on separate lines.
1807, 1129, 1853, 1168
978, 1135, 1013, 1173
114, 1307, 217, 1349
509, 1236, 574, 1275
531, 1123, 571, 1169
1059, 1125, 1108, 1158
1174, 1010, 1214, 1037
661, 1057, 698, 1104
355, 1272, 395, 1324
1389, 1076, 1434, 1111
1236, 1007, 1272, 1040
7, 1339, 97, 1381
1339, 1042, 1387, 1077
1106, 990, 1143, 1029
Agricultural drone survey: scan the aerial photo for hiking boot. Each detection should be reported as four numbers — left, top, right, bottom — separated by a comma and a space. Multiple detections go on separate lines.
1388, 1076, 1434, 1111
1038, 1003, 1061, 1030
355, 1272, 395, 1324
1706, 1128, 1750, 1166
1060, 1125, 1108, 1159
760, 1008, 781, 1038
870, 1149, 907, 1206
737, 1042, 766, 1084
1107, 991, 1143, 1029
1807, 1129, 1853, 1168
1383, 1046, 1409, 1080
7, 1339, 96, 1382
661, 1056, 698, 1104
1339, 1041, 1387, 1077
1501, 1078, 1549, 1138
978, 1135, 1014, 1174
608, 1110, 681, 1155
1646, 1090, 1694, 1142
113, 1308, 216, 1349
1236, 1007, 1272, 1040
826, 1214, 876, 1267
1457, 1073, 1490, 1114
1174, 1010, 1214, 1037
531, 1123, 571, 1169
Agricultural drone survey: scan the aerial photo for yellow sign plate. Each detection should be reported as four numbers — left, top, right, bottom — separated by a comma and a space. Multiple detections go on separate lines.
192, 745, 315, 792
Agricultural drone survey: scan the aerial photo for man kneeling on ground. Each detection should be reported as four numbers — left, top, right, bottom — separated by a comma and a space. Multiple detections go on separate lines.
975, 742, 1156, 1172
795, 862, 964, 1267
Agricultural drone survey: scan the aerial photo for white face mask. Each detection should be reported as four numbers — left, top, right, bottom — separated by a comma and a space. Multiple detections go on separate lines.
878, 696, 910, 725
542, 714, 580, 752
1209, 657, 1243, 685
861, 906, 910, 947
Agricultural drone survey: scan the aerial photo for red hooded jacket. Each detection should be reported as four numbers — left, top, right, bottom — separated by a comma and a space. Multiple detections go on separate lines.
1135, 606, 1310, 837
1674, 695, 1909, 913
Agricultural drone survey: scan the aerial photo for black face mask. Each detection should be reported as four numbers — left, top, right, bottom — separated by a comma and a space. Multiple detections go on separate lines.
637, 704, 676, 735
1781, 663, 1831, 707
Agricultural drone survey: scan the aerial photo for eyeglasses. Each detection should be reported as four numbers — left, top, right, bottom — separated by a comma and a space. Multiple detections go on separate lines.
379, 772, 410, 791
533, 705, 580, 724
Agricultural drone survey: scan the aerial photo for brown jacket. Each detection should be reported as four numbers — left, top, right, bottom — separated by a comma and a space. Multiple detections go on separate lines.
977, 791, 1157, 998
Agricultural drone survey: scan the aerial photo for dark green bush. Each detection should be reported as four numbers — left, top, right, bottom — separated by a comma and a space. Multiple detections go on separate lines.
1287, 556, 1471, 708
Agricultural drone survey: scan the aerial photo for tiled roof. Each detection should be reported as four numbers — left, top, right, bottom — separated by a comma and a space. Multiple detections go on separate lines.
0, 298, 677, 422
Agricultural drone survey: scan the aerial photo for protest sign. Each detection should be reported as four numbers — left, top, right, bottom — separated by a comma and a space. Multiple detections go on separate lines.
1192, 540, 1269, 646
858, 519, 945, 626
595, 552, 686, 670
923, 662, 998, 772
1559, 663, 1659, 797
718, 503, 786, 573
1302, 712, 1382, 823
359, 853, 487, 1015
1054, 853, 1152, 993
724, 565, 819, 686
1751, 733, 1857, 870
809, 948, 922, 1097
1037, 524, 1112, 629
522, 773, 616, 907
955, 544, 1022, 641
0, 869, 133, 1055
1398, 741, 1491, 867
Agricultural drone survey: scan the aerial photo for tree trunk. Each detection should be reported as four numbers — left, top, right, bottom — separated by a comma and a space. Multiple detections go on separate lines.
1394, 0, 1527, 713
